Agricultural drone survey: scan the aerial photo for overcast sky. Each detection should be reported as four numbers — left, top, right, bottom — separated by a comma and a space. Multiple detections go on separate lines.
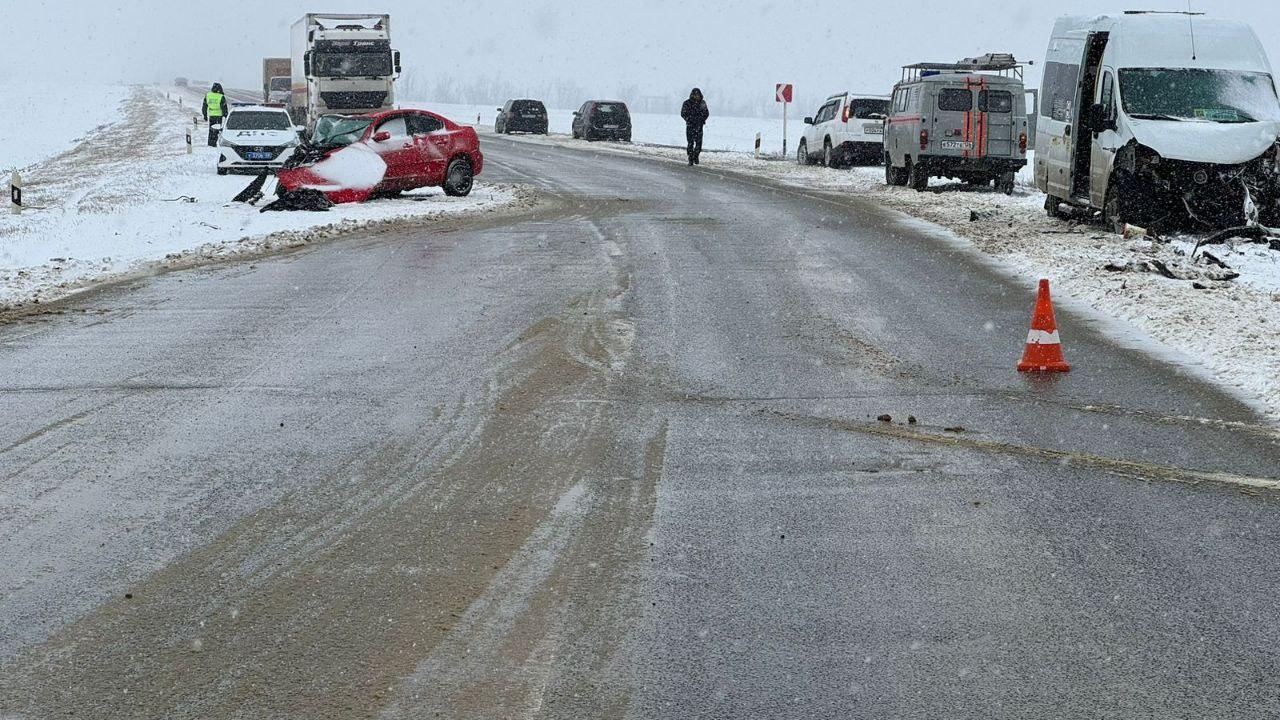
7, 1, 1280, 112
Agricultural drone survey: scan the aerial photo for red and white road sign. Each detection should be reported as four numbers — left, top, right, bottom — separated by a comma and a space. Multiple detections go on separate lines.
775, 83, 793, 103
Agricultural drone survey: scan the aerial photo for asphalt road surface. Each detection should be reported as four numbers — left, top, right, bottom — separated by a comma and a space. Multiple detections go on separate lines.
3, 136, 1280, 719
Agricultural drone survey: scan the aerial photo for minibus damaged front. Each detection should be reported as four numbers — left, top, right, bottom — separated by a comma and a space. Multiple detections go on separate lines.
1037, 11, 1280, 231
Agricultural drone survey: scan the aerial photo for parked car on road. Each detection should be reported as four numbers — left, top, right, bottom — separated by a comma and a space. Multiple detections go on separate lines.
572, 101, 632, 141
496, 99, 549, 134
216, 104, 303, 175
174, 77, 189, 88
276, 108, 482, 203
885, 54, 1030, 194
798, 93, 890, 167
1037, 12, 1280, 231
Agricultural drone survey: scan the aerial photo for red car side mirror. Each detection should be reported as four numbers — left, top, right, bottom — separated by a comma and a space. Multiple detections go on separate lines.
373, 131, 391, 142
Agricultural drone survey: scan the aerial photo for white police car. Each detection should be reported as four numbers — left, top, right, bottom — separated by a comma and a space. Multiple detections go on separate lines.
216, 104, 302, 175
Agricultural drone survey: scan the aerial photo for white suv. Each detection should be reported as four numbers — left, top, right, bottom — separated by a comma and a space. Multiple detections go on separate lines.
797, 93, 891, 168
216, 104, 301, 175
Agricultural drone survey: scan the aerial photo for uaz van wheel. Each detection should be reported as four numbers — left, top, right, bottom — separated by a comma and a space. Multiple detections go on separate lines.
907, 159, 928, 191
443, 158, 474, 197
885, 159, 902, 186
996, 172, 1016, 195
796, 140, 809, 165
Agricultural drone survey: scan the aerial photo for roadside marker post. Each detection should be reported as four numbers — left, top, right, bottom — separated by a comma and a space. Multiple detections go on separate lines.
754, 132, 761, 159
10, 171, 22, 215
776, 83, 793, 157
186, 130, 193, 154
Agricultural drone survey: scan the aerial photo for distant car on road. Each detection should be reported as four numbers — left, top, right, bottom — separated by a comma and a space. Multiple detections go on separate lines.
572, 101, 632, 142
496, 99, 549, 134
798, 93, 890, 168
216, 104, 302, 175
174, 77, 189, 88
276, 109, 482, 203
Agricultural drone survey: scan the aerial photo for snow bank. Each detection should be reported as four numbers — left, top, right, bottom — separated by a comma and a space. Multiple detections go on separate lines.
0, 82, 132, 172
495, 128, 1280, 420
0, 87, 521, 309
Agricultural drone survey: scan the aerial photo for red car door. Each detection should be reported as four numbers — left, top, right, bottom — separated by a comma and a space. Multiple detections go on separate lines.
408, 112, 450, 186
369, 114, 416, 188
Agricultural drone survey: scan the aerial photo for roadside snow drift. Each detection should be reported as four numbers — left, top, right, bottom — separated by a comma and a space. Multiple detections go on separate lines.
0, 87, 520, 309
0, 82, 131, 172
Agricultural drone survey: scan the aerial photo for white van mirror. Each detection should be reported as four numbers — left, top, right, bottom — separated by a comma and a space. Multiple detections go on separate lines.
1088, 104, 1116, 133
803, 116, 814, 125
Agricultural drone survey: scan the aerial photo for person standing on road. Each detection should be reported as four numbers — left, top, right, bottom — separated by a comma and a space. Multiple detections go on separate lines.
203, 83, 228, 147
681, 88, 709, 166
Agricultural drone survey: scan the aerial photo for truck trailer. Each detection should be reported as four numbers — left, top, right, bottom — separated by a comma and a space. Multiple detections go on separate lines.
290, 13, 401, 129
263, 58, 291, 104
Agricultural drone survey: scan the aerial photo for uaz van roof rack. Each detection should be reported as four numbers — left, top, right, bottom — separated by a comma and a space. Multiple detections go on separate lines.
901, 53, 1027, 82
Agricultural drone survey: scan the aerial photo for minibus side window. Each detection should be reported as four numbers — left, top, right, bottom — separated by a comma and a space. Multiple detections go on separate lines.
1099, 71, 1115, 119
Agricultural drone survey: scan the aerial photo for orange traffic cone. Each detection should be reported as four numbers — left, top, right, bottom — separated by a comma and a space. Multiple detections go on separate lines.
1018, 279, 1071, 373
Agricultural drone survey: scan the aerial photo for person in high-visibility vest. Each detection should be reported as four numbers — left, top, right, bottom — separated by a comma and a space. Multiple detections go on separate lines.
202, 83, 228, 147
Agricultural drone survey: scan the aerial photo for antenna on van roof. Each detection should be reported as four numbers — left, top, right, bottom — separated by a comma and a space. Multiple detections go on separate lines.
1188, 1, 1198, 59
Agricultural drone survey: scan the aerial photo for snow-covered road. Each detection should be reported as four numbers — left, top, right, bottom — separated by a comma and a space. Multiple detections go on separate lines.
485, 125, 1280, 419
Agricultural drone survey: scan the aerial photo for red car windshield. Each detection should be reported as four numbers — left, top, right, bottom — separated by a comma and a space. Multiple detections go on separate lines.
310, 116, 373, 147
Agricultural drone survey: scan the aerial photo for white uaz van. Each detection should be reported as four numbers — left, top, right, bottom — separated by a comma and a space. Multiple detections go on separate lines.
1037, 11, 1280, 230
798, 93, 891, 168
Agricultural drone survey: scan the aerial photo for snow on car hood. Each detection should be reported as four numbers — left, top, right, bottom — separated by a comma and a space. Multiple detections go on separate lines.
224, 129, 297, 146
1129, 118, 1279, 164
302, 143, 387, 191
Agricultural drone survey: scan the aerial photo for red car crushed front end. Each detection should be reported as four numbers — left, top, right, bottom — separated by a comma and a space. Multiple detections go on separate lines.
275, 110, 483, 204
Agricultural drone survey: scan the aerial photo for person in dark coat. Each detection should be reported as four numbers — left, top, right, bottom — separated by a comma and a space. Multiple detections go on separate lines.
680, 88, 709, 165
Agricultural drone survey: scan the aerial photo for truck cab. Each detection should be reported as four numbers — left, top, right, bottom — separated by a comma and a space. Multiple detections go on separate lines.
291, 14, 401, 129
1037, 12, 1280, 230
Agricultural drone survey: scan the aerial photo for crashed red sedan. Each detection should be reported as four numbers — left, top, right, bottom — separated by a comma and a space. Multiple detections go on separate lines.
276, 109, 484, 204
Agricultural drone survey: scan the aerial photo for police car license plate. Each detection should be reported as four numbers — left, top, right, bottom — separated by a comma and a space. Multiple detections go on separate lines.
941, 141, 974, 150
863, 124, 884, 134
522, 113, 539, 118
247, 151, 273, 161
604, 124, 619, 129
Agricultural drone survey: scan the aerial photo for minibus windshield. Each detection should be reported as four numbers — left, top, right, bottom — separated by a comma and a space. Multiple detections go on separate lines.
1120, 68, 1280, 123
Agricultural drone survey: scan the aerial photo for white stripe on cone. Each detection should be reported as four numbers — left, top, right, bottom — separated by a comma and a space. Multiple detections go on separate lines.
1026, 329, 1061, 345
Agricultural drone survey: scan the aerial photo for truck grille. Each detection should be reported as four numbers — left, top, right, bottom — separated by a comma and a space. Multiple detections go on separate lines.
320, 91, 388, 110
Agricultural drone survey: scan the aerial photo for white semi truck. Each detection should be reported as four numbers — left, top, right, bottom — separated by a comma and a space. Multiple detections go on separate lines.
290, 13, 401, 129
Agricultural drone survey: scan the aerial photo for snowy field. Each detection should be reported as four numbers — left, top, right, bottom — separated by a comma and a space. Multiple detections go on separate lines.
489, 127, 1280, 420
0, 82, 133, 172
0, 87, 521, 308
409, 101, 796, 155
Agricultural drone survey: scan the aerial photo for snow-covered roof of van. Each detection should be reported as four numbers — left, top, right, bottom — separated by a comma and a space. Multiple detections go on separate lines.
1052, 12, 1272, 74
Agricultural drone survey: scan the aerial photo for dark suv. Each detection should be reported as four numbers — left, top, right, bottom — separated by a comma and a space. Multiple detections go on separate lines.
572, 101, 632, 142
495, 99, 549, 134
